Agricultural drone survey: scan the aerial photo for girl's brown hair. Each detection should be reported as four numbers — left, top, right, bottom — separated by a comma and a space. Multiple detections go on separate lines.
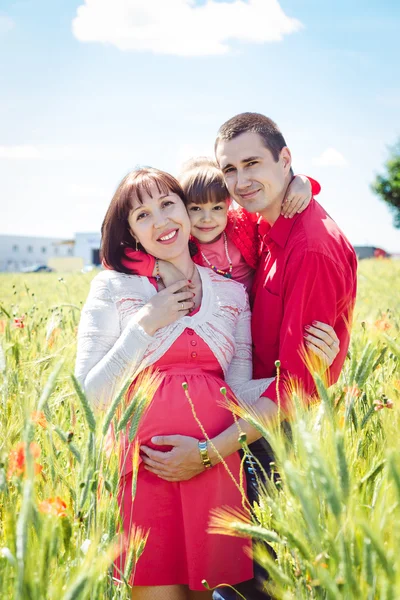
179, 157, 230, 206
101, 167, 187, 273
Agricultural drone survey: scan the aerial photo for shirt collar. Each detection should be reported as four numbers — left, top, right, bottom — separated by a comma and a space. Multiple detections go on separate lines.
258, 199, 313, 249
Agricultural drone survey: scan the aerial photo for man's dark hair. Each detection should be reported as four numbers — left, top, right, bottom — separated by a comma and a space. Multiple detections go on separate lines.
215, 112, 288, 162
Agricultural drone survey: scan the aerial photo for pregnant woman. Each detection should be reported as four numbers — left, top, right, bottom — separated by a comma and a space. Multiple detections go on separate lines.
75, 167, 338, 600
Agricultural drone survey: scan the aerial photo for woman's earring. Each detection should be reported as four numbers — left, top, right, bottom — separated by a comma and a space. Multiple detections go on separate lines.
135, 239, 138, 252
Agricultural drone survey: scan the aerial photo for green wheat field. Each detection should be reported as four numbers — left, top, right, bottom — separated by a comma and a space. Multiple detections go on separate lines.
0, 258, 399, 599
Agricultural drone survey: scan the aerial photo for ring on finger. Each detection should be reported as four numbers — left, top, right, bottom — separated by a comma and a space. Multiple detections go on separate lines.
181, 302, 184, 310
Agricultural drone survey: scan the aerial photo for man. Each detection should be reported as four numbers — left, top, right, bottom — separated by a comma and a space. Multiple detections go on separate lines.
211, 112, 357, 598
141, 113, 357, 598
215, 112, 356, 410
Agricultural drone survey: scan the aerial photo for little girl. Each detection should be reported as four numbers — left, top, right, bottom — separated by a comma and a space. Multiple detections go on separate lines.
122, 157, 320, 294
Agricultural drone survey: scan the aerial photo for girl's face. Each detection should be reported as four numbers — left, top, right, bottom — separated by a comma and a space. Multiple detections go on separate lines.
186, 198, 230, 244
128, 182, 191, 261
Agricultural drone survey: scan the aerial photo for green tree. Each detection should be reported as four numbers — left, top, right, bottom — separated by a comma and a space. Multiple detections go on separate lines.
372, 142, 400, 228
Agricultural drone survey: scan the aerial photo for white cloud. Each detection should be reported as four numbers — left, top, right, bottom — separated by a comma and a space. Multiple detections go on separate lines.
312, 148, 348, 167
72, 0, 302, 57
0, 15, 14, 34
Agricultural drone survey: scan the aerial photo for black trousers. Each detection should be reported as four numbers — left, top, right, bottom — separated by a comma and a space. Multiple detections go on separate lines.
212, 438, 277, 600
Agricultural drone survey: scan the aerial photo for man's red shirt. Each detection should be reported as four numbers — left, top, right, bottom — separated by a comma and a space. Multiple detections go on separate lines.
251, 199, 357, 410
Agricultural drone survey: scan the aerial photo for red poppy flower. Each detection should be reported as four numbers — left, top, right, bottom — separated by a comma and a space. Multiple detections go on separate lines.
38, 496, 67, 518
31, 411, 47, 429
7, 441, 43, 479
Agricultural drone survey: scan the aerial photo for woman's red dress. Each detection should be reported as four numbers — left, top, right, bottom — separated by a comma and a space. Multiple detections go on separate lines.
115, 326, 253, 591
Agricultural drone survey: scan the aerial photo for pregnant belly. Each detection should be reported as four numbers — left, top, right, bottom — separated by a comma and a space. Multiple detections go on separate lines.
136, 371, 236, 452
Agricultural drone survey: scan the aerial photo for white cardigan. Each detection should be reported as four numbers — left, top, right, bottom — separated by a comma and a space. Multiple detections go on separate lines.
75, 266, 273, 409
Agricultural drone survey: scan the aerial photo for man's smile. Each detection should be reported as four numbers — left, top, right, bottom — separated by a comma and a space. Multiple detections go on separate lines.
238, 188, 261, 200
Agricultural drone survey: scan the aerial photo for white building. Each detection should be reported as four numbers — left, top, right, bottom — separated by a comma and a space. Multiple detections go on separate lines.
0, 235, 74, 272
74, 232, 101, 267
0, 233, 102, 272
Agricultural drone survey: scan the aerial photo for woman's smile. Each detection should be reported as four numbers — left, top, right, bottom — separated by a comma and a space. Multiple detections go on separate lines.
157, 228, 179, 244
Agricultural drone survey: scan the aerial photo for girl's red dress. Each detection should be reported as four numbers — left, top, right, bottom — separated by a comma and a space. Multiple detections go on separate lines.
115, 317, 253, 591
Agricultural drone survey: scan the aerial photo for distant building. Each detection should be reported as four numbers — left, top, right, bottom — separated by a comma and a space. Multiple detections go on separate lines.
2, 237, 392, 272
74, 232, 101, 267
354, 246, 391, 260
48, 256, 85, 272
0, 235, 73, 272
0, 232, 101, 272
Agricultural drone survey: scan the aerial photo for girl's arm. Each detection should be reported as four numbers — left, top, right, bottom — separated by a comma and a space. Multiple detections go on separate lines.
281, 174, 320, 218
126, 250, 191, 290
122, 250, 156, 277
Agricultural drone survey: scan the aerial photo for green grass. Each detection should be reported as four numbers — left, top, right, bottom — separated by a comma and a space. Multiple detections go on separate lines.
211, 259, 400, 599
0, 271, 145, 599
0, 259, 400, 599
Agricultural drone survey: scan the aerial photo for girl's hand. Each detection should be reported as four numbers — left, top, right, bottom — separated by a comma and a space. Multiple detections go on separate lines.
281, 175, 312, 218
155, 260, 195, 298
304, 321, 340, 367
156, 260, 186, 288
136, 280, 195, 336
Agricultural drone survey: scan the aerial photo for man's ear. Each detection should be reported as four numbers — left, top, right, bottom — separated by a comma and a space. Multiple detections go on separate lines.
280, 147, 292, 174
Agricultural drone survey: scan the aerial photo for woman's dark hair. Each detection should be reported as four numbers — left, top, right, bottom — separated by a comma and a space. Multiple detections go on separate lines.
101, 167, 187, 273
179, 157, 230, 206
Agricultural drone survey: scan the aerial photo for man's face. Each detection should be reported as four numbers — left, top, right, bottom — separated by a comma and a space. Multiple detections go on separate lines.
216, 131, 292, 218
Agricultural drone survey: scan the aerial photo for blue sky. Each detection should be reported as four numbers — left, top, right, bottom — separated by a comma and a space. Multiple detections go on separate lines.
1, 0, 399, 251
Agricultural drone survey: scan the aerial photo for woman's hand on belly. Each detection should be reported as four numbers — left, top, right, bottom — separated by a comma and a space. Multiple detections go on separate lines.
140, 434, 204, 482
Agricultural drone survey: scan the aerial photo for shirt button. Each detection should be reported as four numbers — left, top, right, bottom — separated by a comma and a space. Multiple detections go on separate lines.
187, 329, 194, 335
191, 340, 197, 346
191, 352, 197, 358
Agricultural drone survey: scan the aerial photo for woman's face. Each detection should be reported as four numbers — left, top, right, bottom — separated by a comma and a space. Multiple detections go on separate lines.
128, 182, 191, 261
